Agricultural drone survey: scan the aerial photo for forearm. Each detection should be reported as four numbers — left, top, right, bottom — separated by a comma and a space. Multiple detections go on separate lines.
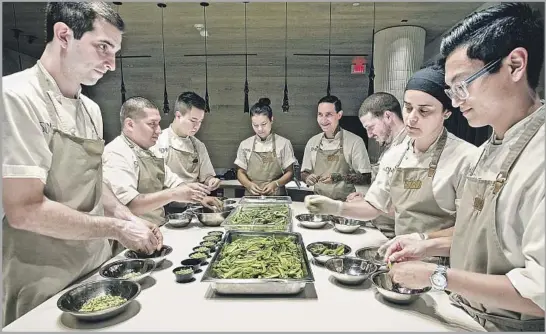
7, 196, 121, 241
102, 183, 133, 220
276, 168, 294, 187
339, 200, 382, 221
421, 237, 452, 257
236, 168, 253, 188
426, 226, 454, 239
446, 269, 544, 317
127, 188, 177, 215
332, 172, 372, 185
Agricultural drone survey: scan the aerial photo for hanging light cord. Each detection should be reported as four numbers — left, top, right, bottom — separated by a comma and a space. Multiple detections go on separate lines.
203, 5, 208, 94
327, 2, 332, 96
284, 2, 287, 84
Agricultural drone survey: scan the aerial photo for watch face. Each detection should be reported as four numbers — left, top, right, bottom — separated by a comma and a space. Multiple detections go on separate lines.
432, 274, 447, 287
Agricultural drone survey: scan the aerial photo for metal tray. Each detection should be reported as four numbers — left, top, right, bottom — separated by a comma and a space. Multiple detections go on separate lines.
221, 204, 293, 232
239, 196, 292, 205
201, 231, 315, 295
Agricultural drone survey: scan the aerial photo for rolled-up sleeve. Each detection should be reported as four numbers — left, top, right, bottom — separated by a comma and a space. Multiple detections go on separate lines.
164, 164, 185, 188
234, 142, 248, 170
363, 159, 392, 213
349, 137, 372, 174
102, 149, 140, 205
301, 140, 314, 173
2, 89, 52, 183
506, 195, 545, 310
280, 139, 296, 170
197, 142, 216, 182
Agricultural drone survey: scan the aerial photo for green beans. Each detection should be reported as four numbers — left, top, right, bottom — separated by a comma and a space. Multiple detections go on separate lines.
175, 268, 193, 275
212, 236, 304, 279
190, 252, 207, 259
226, 205, 290, 231
309, 243, 345, 256
79, 295, 127, 312
120, 271, 140, 279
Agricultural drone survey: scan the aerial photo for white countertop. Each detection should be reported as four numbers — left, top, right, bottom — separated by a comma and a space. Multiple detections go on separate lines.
4, 202, 485, 332
220, 179, 370, 194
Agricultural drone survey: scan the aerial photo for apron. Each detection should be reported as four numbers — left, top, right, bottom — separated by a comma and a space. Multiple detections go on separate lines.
449, 109, 545, 332
2, 67, 111, 327
165, 128, 200, 182
111, 137, 167, 256
371, 129, 407, 239
244, 134, 286, 196
313, 130, 355, 201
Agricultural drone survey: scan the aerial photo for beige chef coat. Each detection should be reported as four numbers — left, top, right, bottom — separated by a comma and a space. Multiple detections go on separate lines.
152, 126, 216, 183
301, 128, 372, 174
470, 106, 545, 310
103, 135, 184, 205
235, 133, 296, 171
365, 131, 478, 215
3, 60, 103, 183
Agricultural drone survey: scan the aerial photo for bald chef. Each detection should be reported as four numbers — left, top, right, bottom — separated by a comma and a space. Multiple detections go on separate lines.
153, 92, 222, 191
301, 95, 372, 201
102, 96, 212, 227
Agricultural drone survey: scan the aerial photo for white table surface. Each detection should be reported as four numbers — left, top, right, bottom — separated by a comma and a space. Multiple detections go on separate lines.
4, 202, 486, 332
220, 179, 369, 194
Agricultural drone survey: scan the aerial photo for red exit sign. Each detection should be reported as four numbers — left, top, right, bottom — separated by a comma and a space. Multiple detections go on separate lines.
352, 56, 366, 74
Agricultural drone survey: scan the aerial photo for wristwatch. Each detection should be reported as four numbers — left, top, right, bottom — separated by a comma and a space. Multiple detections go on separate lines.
430, 265, 448, 291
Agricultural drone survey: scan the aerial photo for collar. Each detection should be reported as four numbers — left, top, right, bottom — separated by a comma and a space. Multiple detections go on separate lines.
492, 103, 545, 145
122, 134, 155, 157
323, 127, 342, 141
255, 133, 274, 143
410, 127, 444, 156
36, 60, 82, 100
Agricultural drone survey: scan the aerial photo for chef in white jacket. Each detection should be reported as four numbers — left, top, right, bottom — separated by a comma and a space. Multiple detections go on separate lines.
383, 3, 544, 332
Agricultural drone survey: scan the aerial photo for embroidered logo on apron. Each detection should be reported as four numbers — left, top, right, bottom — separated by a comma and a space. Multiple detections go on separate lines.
327, 154, 339, 162
403, 179, 422, 189
473, 196, 484, 211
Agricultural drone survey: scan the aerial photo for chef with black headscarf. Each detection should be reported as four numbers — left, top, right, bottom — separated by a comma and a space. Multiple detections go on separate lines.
305, 64, 479, 253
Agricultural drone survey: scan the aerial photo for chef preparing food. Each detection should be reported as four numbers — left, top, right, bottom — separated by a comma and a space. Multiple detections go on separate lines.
301, 95, 372, 201
2, 2, 161, 327
305, 65, 478, 251
383, 3, 545, 331
234, 97, 297, 196
102, 96, 216, 228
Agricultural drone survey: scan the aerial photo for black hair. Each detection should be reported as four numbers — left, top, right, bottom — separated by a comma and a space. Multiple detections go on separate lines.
45, 2, 124, 43
440, 2, 544, 89
317, 95, 342, 112
358, 92, 402, 120
174, 91, 206, 116
120, 96, 158, 125
250, 97, 273, 120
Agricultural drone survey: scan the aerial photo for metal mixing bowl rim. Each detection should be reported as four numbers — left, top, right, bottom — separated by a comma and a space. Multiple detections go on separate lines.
324, 256, 378, 276
99, 258, 156, 279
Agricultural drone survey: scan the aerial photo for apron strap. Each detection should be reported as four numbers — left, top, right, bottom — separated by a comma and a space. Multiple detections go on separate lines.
188, 135, 199, 160
428, 127, 448, 177
493, 109, 545, 194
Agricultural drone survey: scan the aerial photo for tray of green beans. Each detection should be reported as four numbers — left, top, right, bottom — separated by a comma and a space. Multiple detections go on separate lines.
221, 204, 292, 232
201, 231, 315, 294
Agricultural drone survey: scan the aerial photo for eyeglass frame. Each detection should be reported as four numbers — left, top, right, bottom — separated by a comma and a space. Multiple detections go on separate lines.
445, 58, 503, 101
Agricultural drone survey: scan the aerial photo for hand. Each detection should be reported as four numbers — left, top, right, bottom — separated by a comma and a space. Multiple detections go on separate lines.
305, 174, 319, 186
247, 183, 264, 195
304, 195, 343, 215
346, 192, 364, 202
383, 238, 429, 263
175, 182, 210, 203
388, 261, 436, 290
136, 217, 164, 251
201, 196, 223, 211
206, 177, 221, 191
261, 182, 278, 195
378, 232, 423, 256
319, 174, 333, 184
116, 218, 159, 254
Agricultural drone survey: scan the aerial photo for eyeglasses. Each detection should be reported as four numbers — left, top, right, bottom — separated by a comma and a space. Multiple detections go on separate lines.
445, 58, 502, 101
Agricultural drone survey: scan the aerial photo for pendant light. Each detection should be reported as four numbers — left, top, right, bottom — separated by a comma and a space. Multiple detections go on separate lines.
11, 4, 22, 71
158, 2, 170, 114
201, 2, 211, 112
114, 2, 126, 104
326, 2, 332, 96
367, 2, 376, 97
243, 1, 249, 113
282, 2, 290, 113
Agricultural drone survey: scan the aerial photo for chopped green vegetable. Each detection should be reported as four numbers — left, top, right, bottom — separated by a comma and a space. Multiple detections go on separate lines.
203, 236, 220, 242
208, 231, 223, 236
225, 205, 290, 231
190, 252, 207, 259
194, 247, 210, 253
79, 295, 127, 312
309, 243, 346, 256
201, 241, 216, 247
212, 235, 305, 279
175, 268, 193, 275
120, 271, 140, 279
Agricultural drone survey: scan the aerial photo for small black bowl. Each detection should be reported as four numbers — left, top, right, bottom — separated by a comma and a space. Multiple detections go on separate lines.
199, 241, 217, 251
173, 266, 194, 283
192, 246, 212, 254
207, 231, 224, 237
188, 252, 208, 264
202, 235, 221, 243
180, 259, 201, 272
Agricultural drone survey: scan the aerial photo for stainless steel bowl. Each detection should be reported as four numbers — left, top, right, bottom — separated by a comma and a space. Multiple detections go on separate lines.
306, 241, 352, 264
124, 245, 173, 266
295, 214, 334, 229
166, 212, 192, 228
355, 246, 387, 269
57, 279, 140, 321
99, 259, 155, 282
325, 256, 378, 285
190, 206, 232, 227
333, 218, 361, 234
371, 271, 431, 304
